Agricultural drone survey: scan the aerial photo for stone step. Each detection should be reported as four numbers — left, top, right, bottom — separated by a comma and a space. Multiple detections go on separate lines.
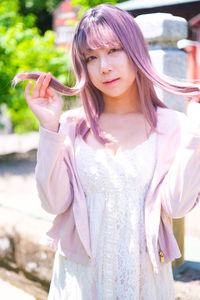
0, 277, 36, 300
0, 132, 39, 156
0, 206, 53, 296
0, 267, 47, 300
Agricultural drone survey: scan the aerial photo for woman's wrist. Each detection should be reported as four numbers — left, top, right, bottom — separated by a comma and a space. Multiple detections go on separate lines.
40, 121, 59, 133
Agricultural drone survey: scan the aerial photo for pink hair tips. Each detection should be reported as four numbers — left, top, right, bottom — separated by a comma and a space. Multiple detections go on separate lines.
12, 71, 85, 96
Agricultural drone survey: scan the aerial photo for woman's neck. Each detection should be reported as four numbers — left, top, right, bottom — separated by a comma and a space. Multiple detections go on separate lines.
103, 101, 142, 115
102, 85, 141, 115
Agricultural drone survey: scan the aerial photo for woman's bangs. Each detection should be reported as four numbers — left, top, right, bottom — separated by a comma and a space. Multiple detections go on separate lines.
77, 23, 121, 59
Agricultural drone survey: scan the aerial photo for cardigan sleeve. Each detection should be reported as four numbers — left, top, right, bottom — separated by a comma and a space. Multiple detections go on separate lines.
159, 102, 200, 219
35, 125, 72, 215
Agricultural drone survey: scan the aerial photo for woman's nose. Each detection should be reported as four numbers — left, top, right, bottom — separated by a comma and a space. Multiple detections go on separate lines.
99, 56, 112, 74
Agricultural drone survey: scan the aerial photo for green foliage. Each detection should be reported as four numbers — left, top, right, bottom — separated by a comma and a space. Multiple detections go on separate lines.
72, 0, 116, 17
18, 0, 63, 33
0, 0, 75, 133
20, 0, 62, 13
71, 0, 125, 17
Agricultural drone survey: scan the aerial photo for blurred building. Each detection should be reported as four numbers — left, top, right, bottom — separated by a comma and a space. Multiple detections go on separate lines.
178, 14, 200, 94
117, 0, 200, 24
53, 0, 200, 84
117, 0, 200, 87
52, 0, 79, 47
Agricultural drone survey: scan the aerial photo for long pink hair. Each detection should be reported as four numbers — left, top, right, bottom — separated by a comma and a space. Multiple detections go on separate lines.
12, 4, 200, 144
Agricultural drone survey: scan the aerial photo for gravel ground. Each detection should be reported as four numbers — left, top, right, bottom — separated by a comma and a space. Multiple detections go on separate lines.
0, 278, 36, 300
174, 267, 200, 299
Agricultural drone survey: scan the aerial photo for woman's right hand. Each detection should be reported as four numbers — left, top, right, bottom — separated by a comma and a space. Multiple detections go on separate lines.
25, 72, 63, 132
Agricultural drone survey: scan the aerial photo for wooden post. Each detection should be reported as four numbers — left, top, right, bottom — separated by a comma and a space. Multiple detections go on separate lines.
172, 218, 185, 268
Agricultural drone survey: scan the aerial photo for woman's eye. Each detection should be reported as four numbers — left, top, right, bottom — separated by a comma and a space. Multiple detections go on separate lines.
86, 56, 96, 63
109, 48, 122, 54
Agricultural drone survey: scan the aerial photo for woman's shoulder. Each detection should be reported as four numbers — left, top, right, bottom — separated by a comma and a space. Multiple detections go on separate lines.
157, 106, 186, 119
157, 104, 200, 139
156, 106, 187, 131
58, 106, 85, 134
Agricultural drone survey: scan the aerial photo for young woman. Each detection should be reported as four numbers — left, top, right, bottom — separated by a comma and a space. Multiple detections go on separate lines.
13, 4, 200, 300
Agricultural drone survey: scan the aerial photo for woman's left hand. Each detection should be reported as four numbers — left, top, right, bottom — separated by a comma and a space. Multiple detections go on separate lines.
190, 95, 200, 103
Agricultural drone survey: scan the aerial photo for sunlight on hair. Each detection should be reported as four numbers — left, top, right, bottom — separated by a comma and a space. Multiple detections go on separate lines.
77, 22, 122, 61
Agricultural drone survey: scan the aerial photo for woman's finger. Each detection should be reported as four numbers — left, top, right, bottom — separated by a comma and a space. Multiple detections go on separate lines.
24, 82, 32, 105
47, 88, 54, 96
46, 88, 63, 106
190, 96, 200, 103
47, 86, 58, 97
40, 72, 52, 98
32, 73, 45, 99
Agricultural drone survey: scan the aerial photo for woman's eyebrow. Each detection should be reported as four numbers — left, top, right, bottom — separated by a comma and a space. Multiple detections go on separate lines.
84, 48, 92, 54
84, 49, 96, 56
86, 48, 94, 53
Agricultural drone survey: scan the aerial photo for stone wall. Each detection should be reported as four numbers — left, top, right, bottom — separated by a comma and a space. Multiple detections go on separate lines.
136, 12, 188, 112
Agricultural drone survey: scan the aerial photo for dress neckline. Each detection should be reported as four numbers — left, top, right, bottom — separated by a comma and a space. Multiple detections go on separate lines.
76, 132, 156, 158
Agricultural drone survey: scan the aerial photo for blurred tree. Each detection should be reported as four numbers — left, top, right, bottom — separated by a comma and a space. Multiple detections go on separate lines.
18, 0, 126, 32
0, 0, 75, 133
18, 0, 62, 34
72, 0, 125, 17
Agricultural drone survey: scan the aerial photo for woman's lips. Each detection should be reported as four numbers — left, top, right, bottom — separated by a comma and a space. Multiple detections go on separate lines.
103, 78, 120, 85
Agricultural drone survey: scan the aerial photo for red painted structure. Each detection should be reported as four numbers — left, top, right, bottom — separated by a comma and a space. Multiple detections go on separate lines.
186, 14, 200, 82
53, 0, 79, 47
178, 14, 200, 102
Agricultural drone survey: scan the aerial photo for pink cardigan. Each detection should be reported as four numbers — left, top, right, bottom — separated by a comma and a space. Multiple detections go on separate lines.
36, 102, 200, 274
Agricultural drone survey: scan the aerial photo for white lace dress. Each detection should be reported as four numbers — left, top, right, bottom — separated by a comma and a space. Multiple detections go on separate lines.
48, 132, 175, 300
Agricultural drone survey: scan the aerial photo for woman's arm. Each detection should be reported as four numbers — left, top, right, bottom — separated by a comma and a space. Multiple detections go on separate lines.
159, 102, 200, 218
24, 73, 73, 214
35, 126, 72, 215
160, 136, 200, 218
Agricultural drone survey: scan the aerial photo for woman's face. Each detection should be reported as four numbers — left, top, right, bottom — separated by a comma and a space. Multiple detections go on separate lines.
85, 44, 137, 100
